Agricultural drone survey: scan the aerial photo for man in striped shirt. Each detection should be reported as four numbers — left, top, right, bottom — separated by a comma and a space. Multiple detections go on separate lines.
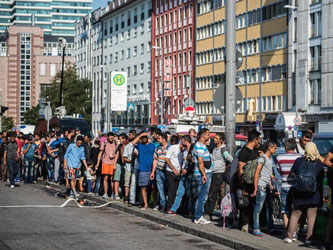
276, 138, 301, 229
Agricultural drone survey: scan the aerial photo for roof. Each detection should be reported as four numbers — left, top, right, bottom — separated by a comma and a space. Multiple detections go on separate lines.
100, 0, 137, 20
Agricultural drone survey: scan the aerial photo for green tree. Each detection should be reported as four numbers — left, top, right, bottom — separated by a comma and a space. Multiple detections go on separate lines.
24, 105, 41, 125
41, 63, 92, 125
1, 116, 14, 132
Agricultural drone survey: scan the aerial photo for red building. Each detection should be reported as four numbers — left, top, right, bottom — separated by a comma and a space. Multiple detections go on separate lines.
151, 0, 196, 125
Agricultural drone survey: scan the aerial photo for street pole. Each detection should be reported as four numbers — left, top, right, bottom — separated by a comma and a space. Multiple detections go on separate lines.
59, 43, 66, 107
106, 71, 111, 132
161, 49, 164, 125
225, 0, 236, 157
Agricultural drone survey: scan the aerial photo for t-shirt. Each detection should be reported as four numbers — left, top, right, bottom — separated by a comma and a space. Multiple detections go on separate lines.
212, 144, 233, 173
154, 144, 169, 171
137, 143, 155, 172
296, 143, 305, 155
165, 144, 183, 172
276, 152, 301, 188
123, 143, 135, 171
238, 146, 259, 164
100, 141, 117, 165
192, 141, 212, 176
23, 143, 38, 160
257, 154, 274, 187
116, 144, 123, 165
49, 139, 60, 157
64, 143, 86, 168
5, 142, 18, 160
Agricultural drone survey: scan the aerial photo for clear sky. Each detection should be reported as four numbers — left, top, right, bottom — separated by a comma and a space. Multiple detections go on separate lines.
92, 0, 109, 10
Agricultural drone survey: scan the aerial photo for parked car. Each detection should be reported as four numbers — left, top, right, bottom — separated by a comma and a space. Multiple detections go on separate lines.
313, 132, 333, 156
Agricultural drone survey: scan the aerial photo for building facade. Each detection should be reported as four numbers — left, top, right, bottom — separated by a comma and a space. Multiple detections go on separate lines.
287, 0, 333, 133
0, 26, 74, 125
151, 0, 196, 125
0, 0, 92, 36
195, 0, 288, 140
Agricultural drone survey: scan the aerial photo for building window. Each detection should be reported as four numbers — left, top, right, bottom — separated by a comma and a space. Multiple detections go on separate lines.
40, 63, 46, 76
310, 80, 321, 105
50, 63, 56, 77
140, 63, 144, 74
133, 46, 137, 56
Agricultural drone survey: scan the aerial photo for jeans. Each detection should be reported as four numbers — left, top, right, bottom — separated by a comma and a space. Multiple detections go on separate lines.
253, 185, 274, 231
7, 158, 18, 186
193, 173, 212, 220
205, 173, 225, 215
155, 169, 167, 209
130, 168, 138, 204
15, 164, 21, 181
46, 157, 54, 181
24, 159, 35, 183
170, 174, 194, 213
166, 171, 181, 211
53, 158, 60, 181
87, 179, 93, 193
94, 176, 102, 194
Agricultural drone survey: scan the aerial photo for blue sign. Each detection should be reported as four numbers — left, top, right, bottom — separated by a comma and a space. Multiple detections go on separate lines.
128, 103, 135, 111
157, 125, 166, 131
297, 131, 303, 138
112, 127, 120, 132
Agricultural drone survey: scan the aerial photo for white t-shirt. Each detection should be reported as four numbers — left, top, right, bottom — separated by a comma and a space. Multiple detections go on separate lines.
165, 144, 183, 172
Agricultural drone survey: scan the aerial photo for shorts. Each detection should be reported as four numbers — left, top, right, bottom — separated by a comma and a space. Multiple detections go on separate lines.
113, 163, 122, 182
102, 163, 114, 175
68, 167, 81, 180
138, 171, 151, 187
281, 187, 293, 214
124, 169, 132, 187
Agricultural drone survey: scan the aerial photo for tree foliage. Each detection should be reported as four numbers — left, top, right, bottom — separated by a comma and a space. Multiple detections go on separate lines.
2, 116, 14, 132
41, 63, 92, 125
24, 105, 40, 125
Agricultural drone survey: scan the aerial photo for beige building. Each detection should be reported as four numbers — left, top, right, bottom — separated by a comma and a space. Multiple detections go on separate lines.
0, 26, 74, 125
196, 0, 288, 139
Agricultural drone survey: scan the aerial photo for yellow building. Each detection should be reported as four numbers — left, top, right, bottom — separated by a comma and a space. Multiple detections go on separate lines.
195, 0, 288, 138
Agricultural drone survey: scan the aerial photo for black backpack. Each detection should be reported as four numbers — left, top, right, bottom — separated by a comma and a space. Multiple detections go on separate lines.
295, 159, 317, 193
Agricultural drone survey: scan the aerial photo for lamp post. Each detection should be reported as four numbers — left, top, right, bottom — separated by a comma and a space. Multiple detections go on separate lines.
58, 38, 66, 107
153, 46, 164, 125
101, 65, 111, 132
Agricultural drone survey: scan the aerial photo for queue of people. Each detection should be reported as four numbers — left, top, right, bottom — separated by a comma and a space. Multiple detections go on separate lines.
0, 128, 333, 248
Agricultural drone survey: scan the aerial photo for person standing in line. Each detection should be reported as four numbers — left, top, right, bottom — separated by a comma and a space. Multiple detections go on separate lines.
4, 133, 20, 189
276, 138, 301, 230
0, 135, 8, 182
204, 133, 233, 219
64, 135, 88, 199
132, 132, 156, 210
91, 139, 102, 196
189, 129, 197, 144
22, 135, 38, 184
165, 135, 183, 213
192, 128, 213, 225
113, 133, 127, 200
150, 132, 169, 212
96, 132, 117, 199
122, 130, 137, 204
296, 131, 312, 155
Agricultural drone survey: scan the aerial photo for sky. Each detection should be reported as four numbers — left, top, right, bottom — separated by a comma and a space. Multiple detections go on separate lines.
92, 0, 109, 11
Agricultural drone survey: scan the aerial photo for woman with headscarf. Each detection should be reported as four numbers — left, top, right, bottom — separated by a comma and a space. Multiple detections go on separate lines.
283, 142, 324, 245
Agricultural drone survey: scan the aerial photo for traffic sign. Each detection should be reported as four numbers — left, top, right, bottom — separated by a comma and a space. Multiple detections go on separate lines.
45, 105, 52, 120
293, 116, 302, 126
184, 99, 195, 107
184, 106, 195, 112
236, 50, 243, 69
213, 84, 242, 113
128, 103, 135, 111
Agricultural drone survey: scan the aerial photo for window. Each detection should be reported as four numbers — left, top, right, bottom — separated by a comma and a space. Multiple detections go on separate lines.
121, 50, 124, 60
140, 43, 144, 54
133, 27, 137, 37
133, 46, 137, 56
127, 48, 131, 58
147, 61, 151, 72
310, 80, 321, 105
127, 66, 130, 76
140, 83, 144, 93
50, 63, 56, 77
140, 24, 144, 35
140, 63, 144, 74
40, 63, 46, 76
133, 65, 137, 75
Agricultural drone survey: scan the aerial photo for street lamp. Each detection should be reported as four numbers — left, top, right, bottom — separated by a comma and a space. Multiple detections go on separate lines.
284, 5, 297, 10
58, 38, 66, 107
100, 65, 111, 132
152, 46, 164, 125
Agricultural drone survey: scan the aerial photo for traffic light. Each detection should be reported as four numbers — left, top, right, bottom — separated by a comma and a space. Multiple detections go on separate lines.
0, 106, 8, 116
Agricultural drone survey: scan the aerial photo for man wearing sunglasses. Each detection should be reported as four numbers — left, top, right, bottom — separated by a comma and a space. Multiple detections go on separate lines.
296, 131, 312, 156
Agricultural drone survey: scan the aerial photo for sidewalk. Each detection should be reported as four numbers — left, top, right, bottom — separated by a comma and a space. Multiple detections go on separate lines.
42, 182, 314, 250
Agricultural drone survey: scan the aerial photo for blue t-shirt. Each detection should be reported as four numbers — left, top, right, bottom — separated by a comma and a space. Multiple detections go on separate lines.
137, 143, 156, 172
23, 143, 38, 160
49, 139, 60, 157
192, 141, 212, 176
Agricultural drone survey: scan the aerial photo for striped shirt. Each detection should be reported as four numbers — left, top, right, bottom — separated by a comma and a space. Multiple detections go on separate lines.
154, 144, 169, 171
276, 152, 301, 188
192, 141, 212, 176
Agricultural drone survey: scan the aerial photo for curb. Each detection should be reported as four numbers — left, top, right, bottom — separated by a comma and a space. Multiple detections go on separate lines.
42, 183, 267, 250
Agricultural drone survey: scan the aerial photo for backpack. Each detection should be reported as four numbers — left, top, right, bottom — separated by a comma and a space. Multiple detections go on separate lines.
220, 192, 236, 228
295, 159, 317, 193
223, 157, 238, 185
242, 157, 265, 185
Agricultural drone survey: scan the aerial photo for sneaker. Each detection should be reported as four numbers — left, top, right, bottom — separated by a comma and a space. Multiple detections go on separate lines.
114, 195, 121, 201
10, 185, 15, 189
103, 193, 109, 199
69, 193, 74, 198
305, 239, 312, 245
283, 238, 293, 244
87, 192, 94, 195
167, 210, 177, 216
15, 179, 20, 183
253, 230, 264, 237
33, 181, 37, 184
153, 205, 159, 211
292, 233, 297, 241
194, 216, 211, 225
111, 193, 115, 200
73, 192, 80, 199
241, 224, 249, 233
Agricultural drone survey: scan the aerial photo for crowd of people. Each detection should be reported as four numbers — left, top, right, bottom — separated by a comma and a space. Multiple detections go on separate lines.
0, 127, 333, 248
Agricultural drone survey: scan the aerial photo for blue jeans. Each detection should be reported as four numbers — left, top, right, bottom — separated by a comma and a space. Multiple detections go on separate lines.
87, 179, 93, 193
94, 176, 102, 194
170, 174, 194, 213
193, 173, 212, 220
7, 158, 18, 186
46, 157, 54, 181
130, 169, 138, 204
253, 185, 274, 231
24, 159, 35, 183
15, 164, 21, 181
155, 169, 166, 209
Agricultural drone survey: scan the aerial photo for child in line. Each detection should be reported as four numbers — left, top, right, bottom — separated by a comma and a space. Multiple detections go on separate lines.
86, 160, 96, 195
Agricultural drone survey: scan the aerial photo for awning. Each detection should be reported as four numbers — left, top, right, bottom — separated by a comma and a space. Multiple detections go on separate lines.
275, 112, 296, 132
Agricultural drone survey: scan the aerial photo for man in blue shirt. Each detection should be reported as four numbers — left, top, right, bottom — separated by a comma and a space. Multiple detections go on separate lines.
64, 135, 88, 198
23, 136, 38, 184
132, 132, 156, 210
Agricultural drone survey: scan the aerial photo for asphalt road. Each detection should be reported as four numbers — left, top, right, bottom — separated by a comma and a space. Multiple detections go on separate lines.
0, 183, 229, 250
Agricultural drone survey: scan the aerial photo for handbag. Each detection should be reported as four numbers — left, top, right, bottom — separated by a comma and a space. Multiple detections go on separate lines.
236, 189, 249, 208
204, 160, 212, 169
